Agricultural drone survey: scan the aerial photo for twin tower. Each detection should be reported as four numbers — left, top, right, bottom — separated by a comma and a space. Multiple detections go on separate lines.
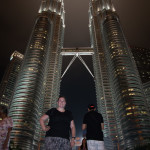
9, 0, 150, 149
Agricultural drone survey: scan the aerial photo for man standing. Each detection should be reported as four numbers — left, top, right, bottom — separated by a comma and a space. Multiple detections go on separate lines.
40, 96, 76, 150
82, 104, 105, 150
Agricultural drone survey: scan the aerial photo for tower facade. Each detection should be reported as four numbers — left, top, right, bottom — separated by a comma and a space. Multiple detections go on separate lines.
9, 0, 65, 149
89, 0, 150, 149
0, 51, 23, 107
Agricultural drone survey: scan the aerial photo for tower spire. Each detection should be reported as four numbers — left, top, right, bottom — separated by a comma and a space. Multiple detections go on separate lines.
96, 0, 116, 12
38, 0, 64, 15
106, 0, 116, 11
38, 0, 47, 13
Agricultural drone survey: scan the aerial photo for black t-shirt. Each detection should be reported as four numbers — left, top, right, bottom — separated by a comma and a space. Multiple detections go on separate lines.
45, 108, 73, 140
83, 111, 104, 141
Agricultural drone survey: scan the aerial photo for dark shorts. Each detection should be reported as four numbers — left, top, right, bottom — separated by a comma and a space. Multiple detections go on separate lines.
44, 137, 71, 150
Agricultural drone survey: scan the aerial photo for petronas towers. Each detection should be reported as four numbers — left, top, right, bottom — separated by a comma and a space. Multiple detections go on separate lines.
8, 0, 150, 149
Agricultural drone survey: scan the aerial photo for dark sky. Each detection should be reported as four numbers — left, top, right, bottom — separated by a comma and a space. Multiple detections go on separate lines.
0, 0, 150, 136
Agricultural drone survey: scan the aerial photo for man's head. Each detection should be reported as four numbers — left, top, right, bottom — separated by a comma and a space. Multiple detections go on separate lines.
88, 104, 96, 111
57, 96, 66, 109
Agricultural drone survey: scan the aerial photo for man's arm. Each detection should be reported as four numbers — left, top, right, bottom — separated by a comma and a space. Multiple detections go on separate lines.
40, 114, 50, 131
82, 124, 87, 137
82, 124, 87, 130
70, 120, 76, 147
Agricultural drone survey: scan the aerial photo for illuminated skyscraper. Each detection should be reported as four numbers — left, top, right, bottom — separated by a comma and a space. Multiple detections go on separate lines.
7, 0, 150, 150
9, 0, 65, 149
89, 0, 150, 149
0, 51, 23, 107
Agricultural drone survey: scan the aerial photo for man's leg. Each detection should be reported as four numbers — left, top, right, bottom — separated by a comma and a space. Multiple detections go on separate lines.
87, 140, 105, 150
97, 141, 105, 150
87, 140, 97, 150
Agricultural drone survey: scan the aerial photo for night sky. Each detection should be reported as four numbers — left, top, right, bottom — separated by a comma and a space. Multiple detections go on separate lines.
0, 0, 150, 137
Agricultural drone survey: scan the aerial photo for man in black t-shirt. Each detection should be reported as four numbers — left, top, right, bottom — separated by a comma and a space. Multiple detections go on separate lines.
40, 96, 76, 150
82, 104, 105, 150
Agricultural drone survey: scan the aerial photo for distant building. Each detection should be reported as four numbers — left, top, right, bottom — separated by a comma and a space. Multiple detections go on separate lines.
0, 51, 23, 107
131, 46, 150, 83
143, 81, 150, 111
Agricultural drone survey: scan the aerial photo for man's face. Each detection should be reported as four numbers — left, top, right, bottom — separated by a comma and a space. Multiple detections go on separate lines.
57, 97, 66, 108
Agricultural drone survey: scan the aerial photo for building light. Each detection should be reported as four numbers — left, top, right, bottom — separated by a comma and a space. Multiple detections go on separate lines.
127, 112, 133, 116
126, 107, 132, 110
